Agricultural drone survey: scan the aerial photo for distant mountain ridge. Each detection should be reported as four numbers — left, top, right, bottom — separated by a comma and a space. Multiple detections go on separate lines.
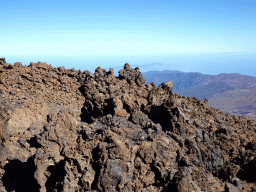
143, 71, 256, 92
112, 62, 182, 76
142, 70, 256, 121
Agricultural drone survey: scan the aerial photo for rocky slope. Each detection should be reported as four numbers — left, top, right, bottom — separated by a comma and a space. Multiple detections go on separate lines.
0, 58, 256, 192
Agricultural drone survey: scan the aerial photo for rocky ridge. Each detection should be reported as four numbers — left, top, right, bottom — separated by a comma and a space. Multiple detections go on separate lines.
0, 58, 256, 192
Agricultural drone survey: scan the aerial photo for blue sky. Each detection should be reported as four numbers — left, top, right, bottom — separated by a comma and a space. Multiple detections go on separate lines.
1, 0, 256, 76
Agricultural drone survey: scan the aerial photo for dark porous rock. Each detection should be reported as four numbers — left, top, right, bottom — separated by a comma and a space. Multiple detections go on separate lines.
0, 57, 6, 64
0, 59, 256, 191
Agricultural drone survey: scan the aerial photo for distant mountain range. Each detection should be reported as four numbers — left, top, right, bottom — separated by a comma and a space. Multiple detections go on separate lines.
142, 70, 256, 121
112, 63, 181, 76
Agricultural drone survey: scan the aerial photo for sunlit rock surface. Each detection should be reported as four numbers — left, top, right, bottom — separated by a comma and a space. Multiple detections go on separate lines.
0, 58, 256, 192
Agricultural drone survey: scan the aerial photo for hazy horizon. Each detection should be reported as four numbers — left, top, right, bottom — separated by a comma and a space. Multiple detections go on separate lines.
3, 51, 256, 77
1, 0, 256, 76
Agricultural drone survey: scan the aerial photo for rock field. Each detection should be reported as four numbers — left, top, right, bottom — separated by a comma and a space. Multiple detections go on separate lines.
0, 58, 256, 191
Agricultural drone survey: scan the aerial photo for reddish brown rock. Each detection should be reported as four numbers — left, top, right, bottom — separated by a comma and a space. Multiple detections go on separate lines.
0, 59, 256, 192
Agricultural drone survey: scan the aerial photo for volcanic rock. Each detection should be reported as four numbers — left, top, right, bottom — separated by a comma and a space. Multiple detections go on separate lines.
0, 60, 256, 192
0, 58, 6, 64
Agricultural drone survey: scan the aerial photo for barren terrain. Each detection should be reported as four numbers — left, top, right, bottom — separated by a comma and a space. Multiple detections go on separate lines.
0, 58, 256, 191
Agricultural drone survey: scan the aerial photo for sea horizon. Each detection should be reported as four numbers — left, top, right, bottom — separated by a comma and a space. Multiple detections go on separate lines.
3, 51, 256, 77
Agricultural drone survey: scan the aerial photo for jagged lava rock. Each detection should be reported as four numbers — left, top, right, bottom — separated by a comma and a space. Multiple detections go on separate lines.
0, 60, 256, 192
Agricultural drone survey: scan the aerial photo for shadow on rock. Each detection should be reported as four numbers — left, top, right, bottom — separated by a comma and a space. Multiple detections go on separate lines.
2, 156, 40, 192
45, 160, 66, 192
